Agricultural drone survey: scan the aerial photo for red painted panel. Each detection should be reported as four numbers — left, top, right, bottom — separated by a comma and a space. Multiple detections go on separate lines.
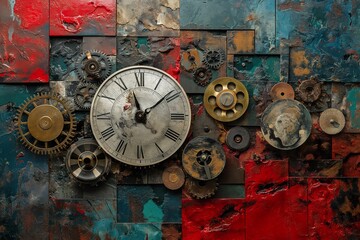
0, 0, 49, 83
182, 199, 245, 240
49, 0, 116, 36
307, 179, 359, 239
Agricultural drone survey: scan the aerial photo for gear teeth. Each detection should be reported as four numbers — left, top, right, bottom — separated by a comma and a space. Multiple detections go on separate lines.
202, 48, 225, 70
75, 50, 112, 83
185, 177, 218, 200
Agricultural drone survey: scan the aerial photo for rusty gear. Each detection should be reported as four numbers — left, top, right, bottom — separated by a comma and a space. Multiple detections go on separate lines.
74, 83, 98, 110
182, 136, 226, 181
162, 165, 185, 190
16, 93, 76, 154
296, 78, 322, 103
193, 67, 212, 87
202, 48, 225, 70
66, 138, 111, 184
185, 177, 218, 199
75, 50, 112, 82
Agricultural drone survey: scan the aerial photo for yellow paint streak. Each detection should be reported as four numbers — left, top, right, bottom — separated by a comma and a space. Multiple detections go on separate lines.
291, 50, 310, 76
228, 31, 255, 54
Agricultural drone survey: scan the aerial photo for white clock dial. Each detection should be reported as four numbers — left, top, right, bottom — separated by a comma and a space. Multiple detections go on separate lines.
90, 66, 191, 166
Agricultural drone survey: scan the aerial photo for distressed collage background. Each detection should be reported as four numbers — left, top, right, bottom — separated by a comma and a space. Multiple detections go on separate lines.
0, 0, 359, 239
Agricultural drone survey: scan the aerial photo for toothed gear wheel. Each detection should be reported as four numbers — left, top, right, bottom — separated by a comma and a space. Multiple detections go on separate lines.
202, 49, 225, 70
185, 177, 218, 199
16, 93, 76, 155
193, 67, 212, 86
66, 138, 111, 184
75, 50, 112, 82
74, 83, 98, 110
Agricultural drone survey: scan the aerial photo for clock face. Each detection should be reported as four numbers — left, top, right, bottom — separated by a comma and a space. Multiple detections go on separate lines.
90, 66, 191, 166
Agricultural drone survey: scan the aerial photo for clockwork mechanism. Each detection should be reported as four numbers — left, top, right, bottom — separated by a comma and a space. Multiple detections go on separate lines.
185, 177, 218, 199
75, 50, 112, 82
16, 93, 76, 154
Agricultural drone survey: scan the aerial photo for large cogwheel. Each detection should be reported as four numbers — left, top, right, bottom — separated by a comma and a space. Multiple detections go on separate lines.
202, 48, 225, 70
66, 138, 111, 184
16, 93, 76, 154
74, 83, 98, 110
185, 177, 218, 199
75, 50, 112, 82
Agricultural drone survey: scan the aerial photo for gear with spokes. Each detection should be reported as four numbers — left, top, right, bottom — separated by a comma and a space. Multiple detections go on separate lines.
16, 93, 76, 154
185, 177, 218, 199
74, 83, 98, 110
66, 138, 111, 184
75, 50, 112, 82
202, 48, 225, 70
193, 67, 212, 87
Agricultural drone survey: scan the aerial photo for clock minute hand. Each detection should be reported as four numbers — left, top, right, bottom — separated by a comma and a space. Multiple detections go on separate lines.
145, 90, 174, 114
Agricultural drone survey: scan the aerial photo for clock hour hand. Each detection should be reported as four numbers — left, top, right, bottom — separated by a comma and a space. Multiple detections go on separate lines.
133, 91, 141, 110
145, 90, 174, 114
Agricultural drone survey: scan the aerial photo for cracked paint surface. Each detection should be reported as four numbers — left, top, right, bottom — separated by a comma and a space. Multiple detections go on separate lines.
117, 0, 179, 37
50, 0, 116, 36
0, 0, 49, 83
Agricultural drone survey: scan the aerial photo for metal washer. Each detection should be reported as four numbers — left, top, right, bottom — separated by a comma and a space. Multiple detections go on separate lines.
226, 126, 251, 151
319, 108, 345, 135
162, 165, 185, 190
270, 82, 295, 101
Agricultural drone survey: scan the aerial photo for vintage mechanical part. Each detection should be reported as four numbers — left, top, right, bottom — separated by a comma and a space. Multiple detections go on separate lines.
296, 78, 322, 103
185, 177, 218, 199
203, 77, 249, 122
182, 136, 226, 181
16, 93, 76, 154
261, 99, 312, 150
180, 48, 203, 72
226, 126, 251, 151
75, 50, 112, 82
192, 109, 221, 140
74, 83, 98, 110
162, 165, 185, 190
66, 138, 111, 184
90, 66, 191, 167
193, 67, 212, 87
319, 108, 345, 135
202, 48, 225, 69
270, 82, 295, 101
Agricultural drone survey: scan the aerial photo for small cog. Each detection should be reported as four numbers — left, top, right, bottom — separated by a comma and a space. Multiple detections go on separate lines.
202, 49, 225, 70
185, 177, 218, 199
193, 67, 212, 87
75, 50, 112, 82
15, 93, 76, 155
74, 83, 98, 110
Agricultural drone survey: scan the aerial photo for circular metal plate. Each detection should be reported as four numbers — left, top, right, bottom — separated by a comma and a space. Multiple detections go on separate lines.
162, 165, 185, 190
297, 79, 322, 103
203, 77, 249, 122
270, 82, 295, 101
66, 138, 111, 183
185, 177, 218, 199
261, 99, 312, 150
319, 108, 345, 135
226, 126, 251, 151
182, 136, 226, 180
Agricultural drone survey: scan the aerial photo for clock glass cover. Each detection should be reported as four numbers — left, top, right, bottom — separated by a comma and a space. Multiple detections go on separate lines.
90, 66, 191, 166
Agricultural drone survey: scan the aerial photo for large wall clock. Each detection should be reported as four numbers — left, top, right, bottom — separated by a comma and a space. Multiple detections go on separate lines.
90, 66, 191, 166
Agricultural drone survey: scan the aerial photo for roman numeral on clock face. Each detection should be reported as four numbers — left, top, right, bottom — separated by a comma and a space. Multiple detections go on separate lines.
171, 113, 185, 120
96, 112, 111, 120
137, 145, 144, 159
116, 139, 128, 155
165, 92, 180, 103
115, 77, 128, 90
135, 72, 145, 86
101, 126, 115, 141
165, 128, 180, 142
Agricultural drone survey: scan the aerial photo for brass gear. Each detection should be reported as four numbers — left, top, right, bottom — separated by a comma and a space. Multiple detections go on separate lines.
185, 177, 218, 199
16, 93, 76, 154
66, 138, 111, 184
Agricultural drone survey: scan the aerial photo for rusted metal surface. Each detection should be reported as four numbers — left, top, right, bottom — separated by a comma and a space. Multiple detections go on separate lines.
117, 0, 179, 37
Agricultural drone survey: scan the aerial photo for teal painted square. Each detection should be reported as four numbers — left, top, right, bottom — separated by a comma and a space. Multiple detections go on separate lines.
117, 185, 181, 223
